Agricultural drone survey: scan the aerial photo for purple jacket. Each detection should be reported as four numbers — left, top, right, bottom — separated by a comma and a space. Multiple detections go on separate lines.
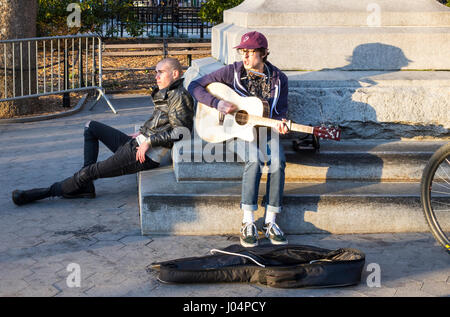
187, 61, 288, 120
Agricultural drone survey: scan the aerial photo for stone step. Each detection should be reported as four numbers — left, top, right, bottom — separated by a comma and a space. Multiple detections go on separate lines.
172, 139, 447, 182
138, 166, 449, 236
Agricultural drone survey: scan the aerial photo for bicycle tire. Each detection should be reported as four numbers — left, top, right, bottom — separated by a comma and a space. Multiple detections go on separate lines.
420, 142, 450, 254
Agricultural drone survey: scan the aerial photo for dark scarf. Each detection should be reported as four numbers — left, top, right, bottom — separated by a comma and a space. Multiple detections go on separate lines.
240, 64, 272, 101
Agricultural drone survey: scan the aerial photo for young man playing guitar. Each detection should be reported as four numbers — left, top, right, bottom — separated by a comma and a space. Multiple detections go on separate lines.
188, 31, 290, 247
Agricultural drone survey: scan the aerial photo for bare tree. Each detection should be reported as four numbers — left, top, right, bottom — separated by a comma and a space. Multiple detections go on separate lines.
0, 0, 38, 118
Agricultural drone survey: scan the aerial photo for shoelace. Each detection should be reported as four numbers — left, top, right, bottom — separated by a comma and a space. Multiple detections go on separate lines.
241, 222, 257, 238
265, 222, 284, 238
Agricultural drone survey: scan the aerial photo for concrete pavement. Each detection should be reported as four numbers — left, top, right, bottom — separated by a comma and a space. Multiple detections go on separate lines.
0, 95, 448, 297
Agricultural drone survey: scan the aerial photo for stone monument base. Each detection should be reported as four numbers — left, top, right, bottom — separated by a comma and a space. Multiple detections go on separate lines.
139, 0, 450, 237
213, 0, 450, 70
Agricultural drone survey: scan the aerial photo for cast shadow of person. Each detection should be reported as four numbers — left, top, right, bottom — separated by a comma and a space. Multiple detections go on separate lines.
280, 43, 415, 236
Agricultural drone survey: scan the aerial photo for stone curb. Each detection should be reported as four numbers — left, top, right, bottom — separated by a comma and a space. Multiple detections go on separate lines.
0, 94, 89, 124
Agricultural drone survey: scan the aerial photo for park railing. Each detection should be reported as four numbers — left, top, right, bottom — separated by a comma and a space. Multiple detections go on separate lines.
0, 34, 117, 113
102, 41, 211, 68
105, 1, 214, 38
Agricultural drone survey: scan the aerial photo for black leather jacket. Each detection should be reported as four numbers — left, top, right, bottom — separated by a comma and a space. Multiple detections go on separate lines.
139, 78, 194, 148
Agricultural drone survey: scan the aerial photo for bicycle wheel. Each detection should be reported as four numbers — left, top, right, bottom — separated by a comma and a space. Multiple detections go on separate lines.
420, 142, 450, 253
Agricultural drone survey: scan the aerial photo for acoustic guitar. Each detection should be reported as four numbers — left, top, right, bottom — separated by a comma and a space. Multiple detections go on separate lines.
195, 82, 341, 143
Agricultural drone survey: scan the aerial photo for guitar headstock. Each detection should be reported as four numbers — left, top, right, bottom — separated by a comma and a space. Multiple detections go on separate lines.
313, 125, 341, 141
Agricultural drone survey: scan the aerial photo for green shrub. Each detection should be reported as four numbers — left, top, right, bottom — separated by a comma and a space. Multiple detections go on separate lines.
437, 0, 450, 7
37, 0, 145, 37
199, 0, 245, 24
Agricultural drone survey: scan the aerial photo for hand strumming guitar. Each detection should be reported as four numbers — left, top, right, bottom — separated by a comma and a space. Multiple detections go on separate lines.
219, 99, 288, 134
217, 100, 237, 114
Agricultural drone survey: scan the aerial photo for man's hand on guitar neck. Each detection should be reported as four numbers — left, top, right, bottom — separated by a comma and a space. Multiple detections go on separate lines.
217, 100, 237, 114
277, 118, 289, 135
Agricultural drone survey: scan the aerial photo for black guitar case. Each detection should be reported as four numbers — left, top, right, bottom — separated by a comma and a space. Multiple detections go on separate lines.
149, 244, 365, 288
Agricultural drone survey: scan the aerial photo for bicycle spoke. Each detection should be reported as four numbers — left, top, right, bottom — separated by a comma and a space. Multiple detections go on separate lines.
431, 200, 450, 207
431, 190, 450, 196
434, 175, 450, 187
434, 178, 450, 190
435, 160, 450, 183
432, 182, 450, 191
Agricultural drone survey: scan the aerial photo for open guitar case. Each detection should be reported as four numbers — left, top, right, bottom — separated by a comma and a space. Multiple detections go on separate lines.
149, 244, 365, 288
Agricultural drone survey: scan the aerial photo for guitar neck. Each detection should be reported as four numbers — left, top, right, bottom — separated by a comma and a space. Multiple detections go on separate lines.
247, 115, 314, 134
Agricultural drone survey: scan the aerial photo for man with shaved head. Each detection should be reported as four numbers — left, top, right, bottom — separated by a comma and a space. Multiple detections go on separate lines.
12, 58, 194, 205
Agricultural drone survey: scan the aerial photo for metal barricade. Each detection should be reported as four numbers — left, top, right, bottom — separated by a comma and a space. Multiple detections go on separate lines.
0, 34, 117, 114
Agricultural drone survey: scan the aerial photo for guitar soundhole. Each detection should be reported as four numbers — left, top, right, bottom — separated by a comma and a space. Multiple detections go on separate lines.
235, 110, 249, 126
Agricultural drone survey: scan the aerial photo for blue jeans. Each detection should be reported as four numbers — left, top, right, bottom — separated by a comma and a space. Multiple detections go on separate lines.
240, 130, 286, 214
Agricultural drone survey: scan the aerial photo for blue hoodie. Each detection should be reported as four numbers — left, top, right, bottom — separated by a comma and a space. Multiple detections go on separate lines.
188, 61, 288, 120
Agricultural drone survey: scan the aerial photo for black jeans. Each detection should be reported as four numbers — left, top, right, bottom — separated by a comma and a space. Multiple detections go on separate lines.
52, 121, 159, 196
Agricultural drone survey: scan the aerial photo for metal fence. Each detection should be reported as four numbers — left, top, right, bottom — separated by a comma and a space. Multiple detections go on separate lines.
0, 34, 117, 114
105, 0, 214, 38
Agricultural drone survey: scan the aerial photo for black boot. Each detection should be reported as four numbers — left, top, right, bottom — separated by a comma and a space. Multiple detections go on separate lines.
62, 181, 96, 199
12, 188, 52, 206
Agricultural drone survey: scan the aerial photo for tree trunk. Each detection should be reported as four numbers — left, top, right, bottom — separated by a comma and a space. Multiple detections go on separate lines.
0, 0, 38, 118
